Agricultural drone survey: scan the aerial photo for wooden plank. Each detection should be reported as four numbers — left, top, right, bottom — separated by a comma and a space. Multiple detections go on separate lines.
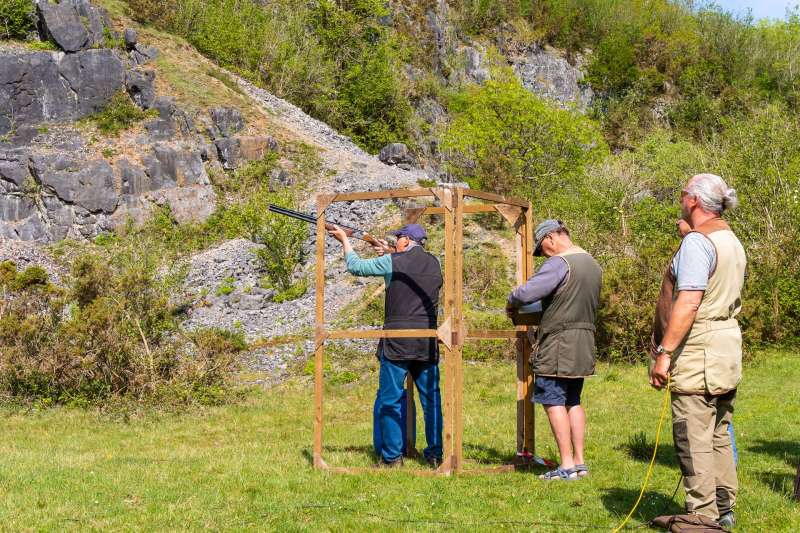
332, 188, 434, 202
462, 188, 528, 207
313, 195, 327, 468
464, 204, 498, 214
466, 329, 525, 339
523, 202, 535, 454
405, 375, 418, 458
327, 329, 438, 340
436, 317, 453, 349
441, 187, 455, 474
403, 207, 427, 223
316, 193, 336, 213
404, 204, 498, 217
453, 187, 465, 473
494, 204, 522, 226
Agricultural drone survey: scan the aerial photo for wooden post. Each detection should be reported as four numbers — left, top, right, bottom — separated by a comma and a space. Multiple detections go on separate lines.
453, 187, 465, 473
793, 462, 800, 500
438, 187, 455, 474
522, 203, 535, 455
313, 195, 327, 469
514, 206, 526, 454
405, 374, 417, 457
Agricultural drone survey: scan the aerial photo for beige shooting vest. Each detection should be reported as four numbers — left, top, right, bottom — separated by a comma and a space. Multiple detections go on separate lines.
652, 219, 747, 395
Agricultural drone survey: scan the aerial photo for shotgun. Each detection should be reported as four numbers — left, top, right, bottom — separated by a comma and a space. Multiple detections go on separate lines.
268, 204, 396, 254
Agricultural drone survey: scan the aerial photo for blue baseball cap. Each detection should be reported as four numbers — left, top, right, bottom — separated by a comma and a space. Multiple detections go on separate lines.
390, 223, 427, 243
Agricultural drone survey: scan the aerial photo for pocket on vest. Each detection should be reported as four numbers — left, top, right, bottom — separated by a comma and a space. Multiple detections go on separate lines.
704, 327, 742, 394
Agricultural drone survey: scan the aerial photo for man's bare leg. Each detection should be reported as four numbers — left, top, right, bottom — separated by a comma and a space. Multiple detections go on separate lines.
567, 405, 586, 466
543, 405, 575, 470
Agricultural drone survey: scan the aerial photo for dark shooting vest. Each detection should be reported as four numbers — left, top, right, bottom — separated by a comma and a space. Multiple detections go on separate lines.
381, 246, 443, 363
533, 247, 602, 378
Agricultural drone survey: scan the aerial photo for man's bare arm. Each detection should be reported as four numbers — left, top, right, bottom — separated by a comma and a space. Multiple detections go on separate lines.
650, 290, 703, 389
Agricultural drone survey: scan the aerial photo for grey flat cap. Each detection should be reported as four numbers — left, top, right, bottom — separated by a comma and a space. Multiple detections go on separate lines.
534, 219, 566, 256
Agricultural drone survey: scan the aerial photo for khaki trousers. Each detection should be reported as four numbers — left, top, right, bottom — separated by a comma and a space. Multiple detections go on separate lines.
671, 389, 737, 520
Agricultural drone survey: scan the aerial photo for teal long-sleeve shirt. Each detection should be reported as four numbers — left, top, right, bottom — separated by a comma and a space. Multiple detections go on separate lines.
345, 250, 393, 284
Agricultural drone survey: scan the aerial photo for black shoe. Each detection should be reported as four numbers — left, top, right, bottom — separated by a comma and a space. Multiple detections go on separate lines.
426, 456, 442, 469
374, 457, 403, 469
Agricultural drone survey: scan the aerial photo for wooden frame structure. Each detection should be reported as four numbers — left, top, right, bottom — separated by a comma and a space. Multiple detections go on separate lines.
312, 186, 535, 475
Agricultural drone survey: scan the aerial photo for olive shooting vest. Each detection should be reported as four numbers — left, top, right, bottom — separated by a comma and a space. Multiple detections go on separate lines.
533, 247, 602, 378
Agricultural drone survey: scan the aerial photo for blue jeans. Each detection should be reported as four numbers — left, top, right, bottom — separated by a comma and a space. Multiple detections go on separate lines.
376, 354, 443, 462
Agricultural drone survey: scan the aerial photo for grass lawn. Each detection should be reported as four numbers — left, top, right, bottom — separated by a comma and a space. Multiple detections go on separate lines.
1, 349, 798, 531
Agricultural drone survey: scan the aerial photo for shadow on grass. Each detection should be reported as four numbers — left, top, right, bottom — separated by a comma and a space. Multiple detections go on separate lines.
301, 445, 378, 465
463, 443, 517, 465
601, 488, 684, 525
616, 440, 678, 468
747, 439, 800, 467
754, 471, 797, 497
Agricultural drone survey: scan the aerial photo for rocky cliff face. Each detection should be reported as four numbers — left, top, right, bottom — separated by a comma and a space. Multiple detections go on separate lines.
0, 2, 283, 241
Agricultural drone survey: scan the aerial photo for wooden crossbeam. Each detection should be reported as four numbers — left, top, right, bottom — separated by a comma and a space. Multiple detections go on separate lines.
462, 189, 528, 207
327, 329, 438, 340
333, 188, 434, 202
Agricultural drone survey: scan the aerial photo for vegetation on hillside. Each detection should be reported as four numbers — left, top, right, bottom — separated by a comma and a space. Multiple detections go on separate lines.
0, 254, 245, 407
3, 0, 799, 368
0, 0, 34, 40
127, 0, 411, 152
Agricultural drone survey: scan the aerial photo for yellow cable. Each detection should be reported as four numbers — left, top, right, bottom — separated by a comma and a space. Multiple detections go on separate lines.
611, 375, 672, 533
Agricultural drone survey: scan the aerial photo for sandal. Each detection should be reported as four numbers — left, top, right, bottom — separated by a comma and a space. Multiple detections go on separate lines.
538, 467, 578, 481
574, 464, 589, 477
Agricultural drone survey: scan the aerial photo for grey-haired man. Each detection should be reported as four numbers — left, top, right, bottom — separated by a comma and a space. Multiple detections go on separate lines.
506, 220, 602, 481
650, 173, 746, 530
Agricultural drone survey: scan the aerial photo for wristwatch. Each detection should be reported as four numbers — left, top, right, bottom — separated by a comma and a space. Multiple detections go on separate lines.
655, 345, 674, 357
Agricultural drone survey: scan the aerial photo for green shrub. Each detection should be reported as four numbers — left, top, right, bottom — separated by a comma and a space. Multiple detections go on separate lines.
0, 244, 245, 407
254, 203, 308, 294
0, 0, 35, 40
442, 72, 607, 197
272, 279, 308, 303
83, 91, 156, 136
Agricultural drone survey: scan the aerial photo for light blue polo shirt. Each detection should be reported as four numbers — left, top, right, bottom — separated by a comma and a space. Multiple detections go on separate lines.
671, 233, 717, 290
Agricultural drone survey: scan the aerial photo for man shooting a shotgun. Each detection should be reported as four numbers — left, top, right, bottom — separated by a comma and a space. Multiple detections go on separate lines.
327, 222, 444, 469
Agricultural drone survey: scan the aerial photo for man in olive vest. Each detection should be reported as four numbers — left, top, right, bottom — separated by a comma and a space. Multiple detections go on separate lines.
650, 173, 746, 531
328, 223, 443, 468
506, 220, 602, 481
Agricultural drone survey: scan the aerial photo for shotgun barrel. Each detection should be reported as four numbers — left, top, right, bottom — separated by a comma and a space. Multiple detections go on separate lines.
267, 204, 395, 253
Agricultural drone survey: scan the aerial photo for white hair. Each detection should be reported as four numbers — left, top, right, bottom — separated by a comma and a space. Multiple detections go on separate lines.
687, 173, 738, 214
